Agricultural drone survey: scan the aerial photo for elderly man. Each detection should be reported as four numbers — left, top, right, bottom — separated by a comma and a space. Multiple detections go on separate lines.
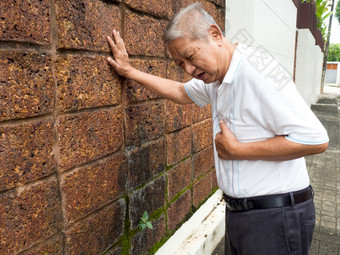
107, 3, 328, 255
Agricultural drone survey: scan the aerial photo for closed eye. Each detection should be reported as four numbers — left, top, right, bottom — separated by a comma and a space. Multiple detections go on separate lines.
186, 47, 199, 61
186, 53, 195, 61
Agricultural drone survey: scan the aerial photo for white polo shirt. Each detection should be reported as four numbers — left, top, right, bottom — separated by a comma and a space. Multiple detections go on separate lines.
185, 44, 329, 198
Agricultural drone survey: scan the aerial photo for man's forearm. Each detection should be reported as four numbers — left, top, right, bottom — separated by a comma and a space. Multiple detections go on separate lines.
106, 30, 193, 105
215, 121, 328, 161
127, 68, 193, 105
234, 136, 328, 161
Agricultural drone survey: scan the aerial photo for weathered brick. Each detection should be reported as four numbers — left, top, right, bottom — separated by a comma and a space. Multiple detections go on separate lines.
167, 190, 191, 231
166, 0, 193, 19
58, 108, 123, 171
56, 0, 121, 51
198, 0, 225, 30
198, 1, 217, 18
126, 59, 166, 103
131, 215, 165, 255
209, 0, 225, 7
128, 139, 165, 189
0, 0, 51, 44
126, 0, 167, 18
212, 169, 218, 189
55, 55, 121, 113
193, 145, 213, 178
61, 152, 127, 224
65, 199, 125, 255
0, 0, 226, 253
0, 177, 62, 254
192, 119, 213, 152
167, 61, 182, 82
166, 100, 192, 132
125, 101, 165, 147
129, 176, 166, 228
182, 71, 193, 83
125, 11, 167, 57
217, 8, 225, 31
193, 172, 212, 207
0, 50, 54, 121
168, 158, 191, 201
192, 104, 211, 123
19, 234, 63, 255
0, 120, 55, 192
106, 246, 122, 255
167, 127, 191, 165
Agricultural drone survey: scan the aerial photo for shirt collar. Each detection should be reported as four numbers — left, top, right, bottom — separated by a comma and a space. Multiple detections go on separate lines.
222, 43, 244, 84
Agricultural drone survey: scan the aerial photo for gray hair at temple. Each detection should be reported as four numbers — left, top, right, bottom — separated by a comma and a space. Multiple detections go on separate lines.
163, 2, 221, 44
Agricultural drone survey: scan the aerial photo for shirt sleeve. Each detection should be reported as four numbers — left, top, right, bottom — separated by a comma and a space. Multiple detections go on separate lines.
259, 78, 329, 145
184, 78, 211, 107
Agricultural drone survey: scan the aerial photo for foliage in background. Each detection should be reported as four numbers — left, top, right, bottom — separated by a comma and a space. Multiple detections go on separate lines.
327, 43, 340, 61
301, 0, 333, 37
335, 0, 340, 24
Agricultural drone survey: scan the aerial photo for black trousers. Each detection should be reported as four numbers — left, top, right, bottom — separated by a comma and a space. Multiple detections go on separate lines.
225, 195, 315, 255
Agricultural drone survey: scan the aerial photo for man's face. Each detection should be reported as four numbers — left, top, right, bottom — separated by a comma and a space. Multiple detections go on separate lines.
168, 36, 223, 83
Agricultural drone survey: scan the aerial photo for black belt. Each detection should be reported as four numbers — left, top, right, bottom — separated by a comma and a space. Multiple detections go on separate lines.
223, 186, 314, 212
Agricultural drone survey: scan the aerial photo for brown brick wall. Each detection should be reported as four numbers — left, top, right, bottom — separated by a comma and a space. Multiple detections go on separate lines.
0, 0, 224, 254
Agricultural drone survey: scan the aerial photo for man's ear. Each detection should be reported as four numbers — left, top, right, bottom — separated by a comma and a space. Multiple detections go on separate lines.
209, 24, 223, 46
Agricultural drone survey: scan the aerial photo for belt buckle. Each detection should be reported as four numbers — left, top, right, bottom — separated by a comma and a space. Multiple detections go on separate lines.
225, 199, 235, 211
242, 199, 249, 211
236, 199, 249, 211
234, 200, 243, 211
225, 199, 248, 212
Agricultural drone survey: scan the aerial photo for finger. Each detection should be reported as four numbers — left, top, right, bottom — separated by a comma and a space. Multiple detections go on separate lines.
106, 57, 118, 68
113, 30, 123, 46
215, 132, 221, 140
113, 30, 128, 51
219, 120, 228, 132
107, 35, 118, 52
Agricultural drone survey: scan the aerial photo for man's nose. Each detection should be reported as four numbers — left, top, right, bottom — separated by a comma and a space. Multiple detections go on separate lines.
183, 62, 196, 75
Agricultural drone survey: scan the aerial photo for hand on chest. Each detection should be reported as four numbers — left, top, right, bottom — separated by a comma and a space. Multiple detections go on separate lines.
216, 84, 273, 143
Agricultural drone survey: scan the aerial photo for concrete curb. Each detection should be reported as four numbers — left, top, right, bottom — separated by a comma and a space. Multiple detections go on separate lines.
311, 103, 338, 113
311, 93, 339, 113
155, 189, 225, 255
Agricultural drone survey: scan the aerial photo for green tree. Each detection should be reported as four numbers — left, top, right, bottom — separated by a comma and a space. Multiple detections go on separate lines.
301, 0, 333, 37
315, 0, 333, 37
327, 43, 340, 61
335, 0, 340, 24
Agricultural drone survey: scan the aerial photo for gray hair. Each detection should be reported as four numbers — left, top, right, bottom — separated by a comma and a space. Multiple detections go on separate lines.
163, 2, 221, 44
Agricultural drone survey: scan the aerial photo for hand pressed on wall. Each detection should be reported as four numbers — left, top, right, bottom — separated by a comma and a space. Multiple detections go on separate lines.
106, 29, 193, 105
106, 29, 133, 78
215, 120, 240, 160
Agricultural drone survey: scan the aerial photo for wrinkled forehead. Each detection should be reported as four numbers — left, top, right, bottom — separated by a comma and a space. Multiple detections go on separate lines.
167, 37, 200, 59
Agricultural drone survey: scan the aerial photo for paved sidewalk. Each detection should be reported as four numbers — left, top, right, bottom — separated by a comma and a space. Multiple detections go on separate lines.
213, 86, 340, 255
308, 90, 340, 255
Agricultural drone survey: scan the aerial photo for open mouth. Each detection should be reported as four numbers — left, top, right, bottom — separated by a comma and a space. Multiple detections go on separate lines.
197, 72, 206, 80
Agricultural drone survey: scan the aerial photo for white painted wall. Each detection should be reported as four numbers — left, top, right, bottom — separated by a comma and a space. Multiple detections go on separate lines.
226, 0, 324, 106
226, 0, 297, 74
295, 29, 323, 106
